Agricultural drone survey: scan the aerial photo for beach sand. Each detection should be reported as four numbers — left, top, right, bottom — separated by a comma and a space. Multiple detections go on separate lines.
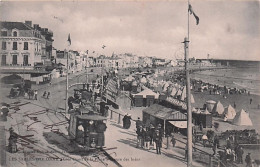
191, 89, 260, 133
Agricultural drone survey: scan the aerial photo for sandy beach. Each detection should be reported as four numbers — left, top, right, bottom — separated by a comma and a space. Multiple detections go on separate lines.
191, 89, 260, 133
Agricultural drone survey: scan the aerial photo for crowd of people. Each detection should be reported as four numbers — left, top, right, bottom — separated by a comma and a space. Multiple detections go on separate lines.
135, 118, 163, 154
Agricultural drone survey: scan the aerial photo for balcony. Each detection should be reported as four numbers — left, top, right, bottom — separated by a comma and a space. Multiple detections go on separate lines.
0, 64, 33, 70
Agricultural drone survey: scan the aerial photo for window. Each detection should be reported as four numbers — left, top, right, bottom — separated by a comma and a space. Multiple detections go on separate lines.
24, 42, 28, 50
1, 31, 7, 36
13, 31, 17, 37
13, 42, 17, 50
23, 55, 29, 65
12, 55, 17, 65
2, 41, 6, 50
1, 55, 6, 65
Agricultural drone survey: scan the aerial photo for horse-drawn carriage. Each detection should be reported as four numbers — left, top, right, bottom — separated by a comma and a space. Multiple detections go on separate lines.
9, 81, 31, 98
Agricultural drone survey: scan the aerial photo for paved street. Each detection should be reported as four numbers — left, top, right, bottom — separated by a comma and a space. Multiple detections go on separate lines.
1, 70, 207, 167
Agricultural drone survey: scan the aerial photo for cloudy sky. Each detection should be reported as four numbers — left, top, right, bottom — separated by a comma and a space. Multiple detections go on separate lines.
0, 0, 259, 60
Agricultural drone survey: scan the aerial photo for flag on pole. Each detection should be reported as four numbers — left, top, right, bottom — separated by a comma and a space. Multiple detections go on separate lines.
188, 4, 199, 25
67, 34, 71, 46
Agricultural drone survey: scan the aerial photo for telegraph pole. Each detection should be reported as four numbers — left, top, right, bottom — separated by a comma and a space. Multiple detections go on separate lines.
100, 55, 104, 102
65, 49, 69, 114
86, 52, 88, 84
183, 37, 192, 167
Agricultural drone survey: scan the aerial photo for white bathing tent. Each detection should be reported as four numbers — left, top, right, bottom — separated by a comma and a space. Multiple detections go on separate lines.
212, 101, 225, 115
233, 109, 253, 126
223, 105, 236, 119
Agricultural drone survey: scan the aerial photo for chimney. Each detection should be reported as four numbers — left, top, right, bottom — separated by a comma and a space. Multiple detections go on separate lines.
33, 24, 39, 30
25, 21, 32, 27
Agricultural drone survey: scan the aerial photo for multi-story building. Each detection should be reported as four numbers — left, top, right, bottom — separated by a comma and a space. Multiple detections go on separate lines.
0, 21, 53, 81
56, 50, 76, 74
96, 55, 106, 67
0, 21, 45, 67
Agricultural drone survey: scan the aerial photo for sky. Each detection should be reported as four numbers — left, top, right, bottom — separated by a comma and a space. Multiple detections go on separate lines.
0, 0, 259, 61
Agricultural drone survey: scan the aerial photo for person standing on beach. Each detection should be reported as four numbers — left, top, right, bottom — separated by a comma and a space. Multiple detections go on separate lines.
34, 90, 37, 100
250, 98, 253, 105
47, 92, 50, 99
234, 102, 236, 109
42, 91, 46, 98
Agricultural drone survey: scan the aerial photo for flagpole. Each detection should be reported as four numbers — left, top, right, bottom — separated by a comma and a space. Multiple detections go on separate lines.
188, 0, 190, 40
65, 34, 71, 114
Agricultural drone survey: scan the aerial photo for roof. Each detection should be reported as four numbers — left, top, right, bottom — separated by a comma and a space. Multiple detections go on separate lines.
0, 69, 50, 74
77, 114, 107, 121
0, 22, 32, 30
143, 104, 187, 120
134, 88, 160, 99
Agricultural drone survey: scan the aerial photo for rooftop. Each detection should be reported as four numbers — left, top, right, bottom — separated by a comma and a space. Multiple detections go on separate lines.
0, 21, 32, 30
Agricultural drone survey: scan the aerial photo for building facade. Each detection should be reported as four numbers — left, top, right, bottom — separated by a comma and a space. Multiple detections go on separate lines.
0, 21, 46, 69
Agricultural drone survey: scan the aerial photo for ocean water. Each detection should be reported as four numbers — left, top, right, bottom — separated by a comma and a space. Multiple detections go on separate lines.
190, 67, 260, 95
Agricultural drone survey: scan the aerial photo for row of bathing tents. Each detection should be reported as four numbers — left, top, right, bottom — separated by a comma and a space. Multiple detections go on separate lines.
207, 100, 253, 126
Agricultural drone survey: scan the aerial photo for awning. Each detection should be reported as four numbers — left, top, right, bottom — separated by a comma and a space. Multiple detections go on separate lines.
143, 104, 187, 120
169, 121, 194, 129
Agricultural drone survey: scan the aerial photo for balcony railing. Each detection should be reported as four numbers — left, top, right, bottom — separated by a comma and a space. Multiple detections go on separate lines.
0, 64, 33, 69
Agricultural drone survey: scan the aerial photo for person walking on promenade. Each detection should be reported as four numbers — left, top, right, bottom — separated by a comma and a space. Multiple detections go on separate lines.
237, 146, 244, 164
156, 124, 163, 138
234, 102, 236, 109
250, 98, 253, 104
150, 124, 156, 150
136, 117, 142, 129
185, 143, 188, 159
245, 153, 252, 167
212, 143, 217, 156
34, 90, 38, 100
144, 128, 151, 150
171, 133, 176, 147
47, 92, 50, 99
154, 130, 162, 154
136, 125, 143, 148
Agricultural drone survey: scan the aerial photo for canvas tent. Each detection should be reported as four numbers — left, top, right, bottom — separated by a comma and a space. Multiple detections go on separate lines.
133, 88, 160, 99
233, 109, 253, 126
206, 100, 216, 113
212, 101, 225, 115
223, 105, 236, 119
170, 87, 177, 97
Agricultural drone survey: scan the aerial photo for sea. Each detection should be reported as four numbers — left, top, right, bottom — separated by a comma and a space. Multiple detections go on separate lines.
190, 60, 260, 95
